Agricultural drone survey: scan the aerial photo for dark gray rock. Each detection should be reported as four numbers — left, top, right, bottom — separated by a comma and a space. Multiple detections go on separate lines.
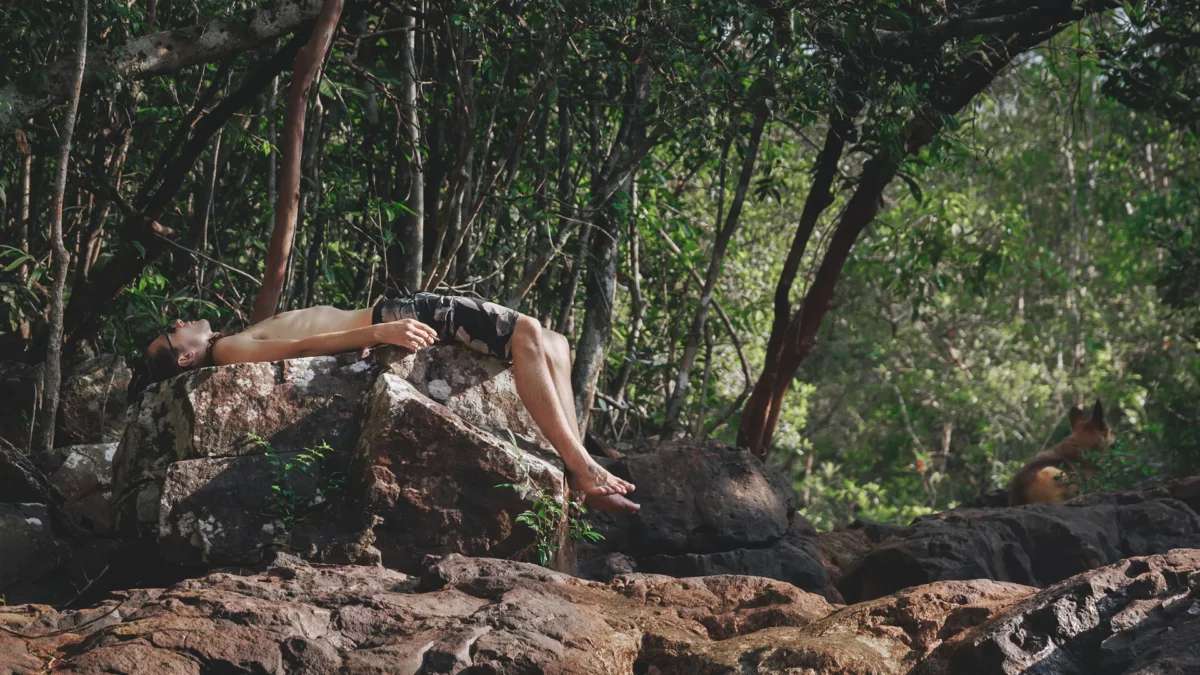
111, 354, 380, 539
916, 549, 1200, 675
0, 503, 69, 595
640, 517, 837, 602
618, 439, 794, 556
55, 354, 132, 445
839, 492, 1200, 603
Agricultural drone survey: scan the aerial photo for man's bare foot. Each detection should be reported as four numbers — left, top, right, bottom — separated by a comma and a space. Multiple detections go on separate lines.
584, 492, 641, 515
568, 461, 635, 496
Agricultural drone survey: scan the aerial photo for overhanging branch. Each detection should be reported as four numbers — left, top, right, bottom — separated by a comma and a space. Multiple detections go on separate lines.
0, 0, 322, 133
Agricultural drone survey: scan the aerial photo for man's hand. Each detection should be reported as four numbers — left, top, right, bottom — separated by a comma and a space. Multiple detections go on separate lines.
377, 319, 439, 351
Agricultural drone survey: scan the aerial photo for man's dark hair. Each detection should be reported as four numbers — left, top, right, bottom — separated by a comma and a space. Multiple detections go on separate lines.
129, 339, 184, 398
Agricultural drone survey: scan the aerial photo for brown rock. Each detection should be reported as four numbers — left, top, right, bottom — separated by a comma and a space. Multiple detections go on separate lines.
352, 374, 569, 571
640, 579, 1033, 674
2, 555, 840, 674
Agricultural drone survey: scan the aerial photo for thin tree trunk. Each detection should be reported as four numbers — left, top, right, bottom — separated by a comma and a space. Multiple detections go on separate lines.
612, 200, 644, 403
388, 11, 424, 293
267, 75, 279, 208
253, 0, 344, 324
571, 172, 630, 431
736, 117, 850, 452
663, 101, 767, 430
36, 0, 87, 453
16, 127, 33, 341
570, 65, 654, 428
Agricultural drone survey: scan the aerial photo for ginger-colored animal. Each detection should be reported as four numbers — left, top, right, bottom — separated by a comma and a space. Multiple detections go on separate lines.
1008, 400, 1115, 506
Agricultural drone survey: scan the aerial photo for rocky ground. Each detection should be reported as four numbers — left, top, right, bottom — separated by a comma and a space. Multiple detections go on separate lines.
3, 348, 1200, 673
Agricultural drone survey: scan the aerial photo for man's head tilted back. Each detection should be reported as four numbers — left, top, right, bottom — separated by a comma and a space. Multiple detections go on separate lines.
143, 318, 218, 384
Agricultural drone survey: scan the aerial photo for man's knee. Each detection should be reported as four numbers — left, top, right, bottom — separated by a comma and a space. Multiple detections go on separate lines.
512, 315, 545, 353
545, 329, 570, 364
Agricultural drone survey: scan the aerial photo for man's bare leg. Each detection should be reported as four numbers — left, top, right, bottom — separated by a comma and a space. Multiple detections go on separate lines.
541, 328, 640, 514
509, 316, 634, 496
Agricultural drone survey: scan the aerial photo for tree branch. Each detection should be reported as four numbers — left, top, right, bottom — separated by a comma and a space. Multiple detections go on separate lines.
0, 0, 323, 133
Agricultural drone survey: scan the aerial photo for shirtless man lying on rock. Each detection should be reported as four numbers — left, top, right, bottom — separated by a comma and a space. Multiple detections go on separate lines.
142, 291, 640, 514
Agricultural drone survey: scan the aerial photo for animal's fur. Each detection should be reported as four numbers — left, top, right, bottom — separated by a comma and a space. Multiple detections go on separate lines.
1008, 399, 1115, 506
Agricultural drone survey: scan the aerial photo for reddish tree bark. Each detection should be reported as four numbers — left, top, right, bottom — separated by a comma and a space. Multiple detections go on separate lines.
60, 36, 306, 350
253, 0, 344, 323
664, 99, 769, 430
738, 19, 1090, 458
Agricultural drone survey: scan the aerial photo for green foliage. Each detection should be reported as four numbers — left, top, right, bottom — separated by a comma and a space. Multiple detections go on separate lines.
247, 433, 344, 530
1074, 439, 1162, 495
4, 0, 1200, 534
499, 483, 604, 567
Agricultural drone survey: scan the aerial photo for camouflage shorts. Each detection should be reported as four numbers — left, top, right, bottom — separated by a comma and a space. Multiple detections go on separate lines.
372, 292, 520, 361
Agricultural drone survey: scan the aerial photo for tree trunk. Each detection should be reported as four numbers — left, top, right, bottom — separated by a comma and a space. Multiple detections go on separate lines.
738, 27, 1066, 457
388, 11, 424, 293
36, 0, 87, 453
252, 0, 344, 324
663, 101, 768, 430
571, 172, 631, 432
611, 185, 643, 403
737, 116, 852, 452
16, 128, 33, 341
570, 65, 655, 428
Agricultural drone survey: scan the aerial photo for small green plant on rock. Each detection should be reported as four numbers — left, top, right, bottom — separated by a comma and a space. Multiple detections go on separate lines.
496, 432, 603, 567
497, 483, 604, 566
247, 433, 344, 528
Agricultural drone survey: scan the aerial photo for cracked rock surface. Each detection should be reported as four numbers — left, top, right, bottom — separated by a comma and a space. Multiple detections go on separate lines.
2, 553, 1037, 675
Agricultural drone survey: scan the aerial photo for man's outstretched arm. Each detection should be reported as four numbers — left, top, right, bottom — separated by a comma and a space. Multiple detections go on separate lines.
213, 320, 437, 366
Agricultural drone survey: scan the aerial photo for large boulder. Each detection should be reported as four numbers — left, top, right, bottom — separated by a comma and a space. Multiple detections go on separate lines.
55, 354, 132, 444
619, 439, 794, 555
579, 439, 836, 600
352, 374, 568, 571
916, 548, 1200, 675
155, 452, 332, 565
381, 344, 548, 447
111, 354, 381, 539
839, 492, 1200, 602
640, 516, 835, 602
110, 348, 569, 569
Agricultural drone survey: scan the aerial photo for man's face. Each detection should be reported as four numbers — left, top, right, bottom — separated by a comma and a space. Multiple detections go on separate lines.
148, 318, 215, 369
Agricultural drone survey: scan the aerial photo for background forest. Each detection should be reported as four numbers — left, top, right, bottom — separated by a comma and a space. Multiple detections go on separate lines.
2, 0, 1199, 530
